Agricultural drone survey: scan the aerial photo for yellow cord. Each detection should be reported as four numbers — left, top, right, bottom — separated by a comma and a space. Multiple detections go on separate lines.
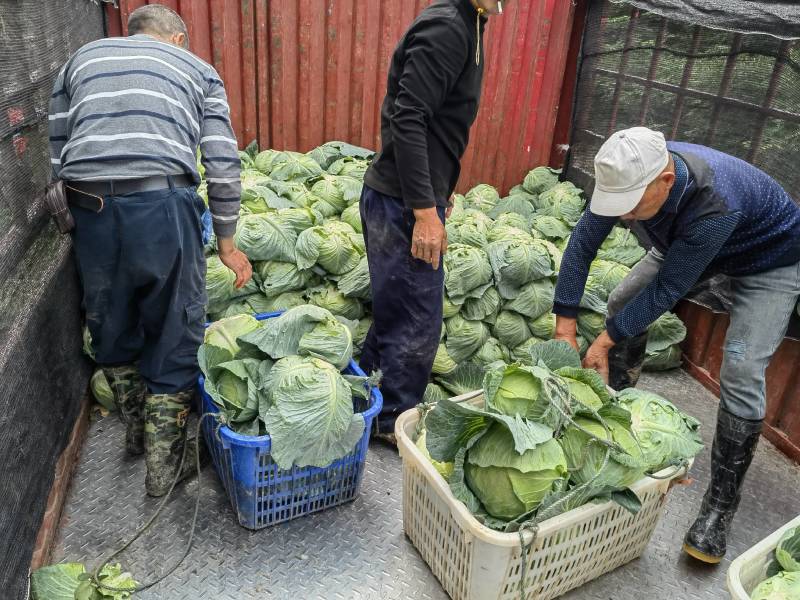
476, 7, 485, 66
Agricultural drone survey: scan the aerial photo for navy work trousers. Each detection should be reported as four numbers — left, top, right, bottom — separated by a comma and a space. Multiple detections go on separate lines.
71, 181, 207, 394
359, 185, 445, 433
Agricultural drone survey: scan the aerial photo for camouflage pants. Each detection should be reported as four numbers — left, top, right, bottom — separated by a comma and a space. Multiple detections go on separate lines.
103, 365, 147, 455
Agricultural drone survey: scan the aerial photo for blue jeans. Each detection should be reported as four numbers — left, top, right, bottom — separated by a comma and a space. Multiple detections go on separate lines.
608, 249, 800, 420
358, 186, 445, 433
71, 182, 207, 394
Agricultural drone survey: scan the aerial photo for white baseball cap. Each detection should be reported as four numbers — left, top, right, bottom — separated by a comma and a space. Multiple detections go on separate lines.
590, 127, 669, 217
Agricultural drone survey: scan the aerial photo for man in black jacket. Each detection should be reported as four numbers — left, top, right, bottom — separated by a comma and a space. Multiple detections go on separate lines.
361, 0, 508, 440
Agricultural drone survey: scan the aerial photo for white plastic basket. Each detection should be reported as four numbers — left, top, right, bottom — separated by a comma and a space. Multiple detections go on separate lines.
396, 392, 690, 600
727, 514, 800, 599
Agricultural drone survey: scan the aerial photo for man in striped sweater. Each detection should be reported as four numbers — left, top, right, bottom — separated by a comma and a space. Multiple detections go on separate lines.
48, 5, 251, 497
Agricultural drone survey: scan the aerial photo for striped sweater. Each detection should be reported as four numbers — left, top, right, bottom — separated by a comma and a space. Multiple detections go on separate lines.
48, 34, 241, 237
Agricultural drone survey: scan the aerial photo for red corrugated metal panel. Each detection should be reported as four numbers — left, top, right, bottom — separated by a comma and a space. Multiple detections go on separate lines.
107, 0, 576, 193
676, 300, 800, 464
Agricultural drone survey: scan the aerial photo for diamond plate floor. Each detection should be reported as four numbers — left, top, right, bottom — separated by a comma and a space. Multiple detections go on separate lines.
53, 370, 800, 600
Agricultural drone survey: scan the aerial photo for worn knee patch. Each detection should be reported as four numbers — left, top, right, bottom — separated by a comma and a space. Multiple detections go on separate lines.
724, 339, 747, 362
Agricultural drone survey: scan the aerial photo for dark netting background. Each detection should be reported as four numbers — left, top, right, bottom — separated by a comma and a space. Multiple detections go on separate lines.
0, 1, 102, 597
565, 0, 800, 325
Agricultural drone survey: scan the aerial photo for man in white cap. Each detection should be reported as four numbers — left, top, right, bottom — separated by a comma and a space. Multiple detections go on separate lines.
552, 127, 800, 563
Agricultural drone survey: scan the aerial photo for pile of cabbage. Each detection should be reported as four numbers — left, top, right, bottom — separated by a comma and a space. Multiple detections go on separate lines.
750, 524, 800, 599
199, 144, 687, 408
416, 340, 703, 530
197, 306, 376, 469
85, 142, 689, 410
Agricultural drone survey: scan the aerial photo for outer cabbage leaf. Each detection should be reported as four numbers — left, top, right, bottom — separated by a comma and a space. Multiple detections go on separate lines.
777, 526, 800, 572
435, 361, 486, 397
264, 356, 365, 468
336, 255, 371, 300
340, 202, 363, 232
464, 183, 500, 213
255, 260, 319, 296
472, 337, 510, 367
522, 166, 559, 195
528, 312, 556, 339
306, 285, 365, 320
432, 343, 458, 375
616, 388, 703, 471
269, 152, 324, 182
531, 215, 571, 240
461, 286, 501, 323
643, 345, 683, 371
239, 305, 353, 368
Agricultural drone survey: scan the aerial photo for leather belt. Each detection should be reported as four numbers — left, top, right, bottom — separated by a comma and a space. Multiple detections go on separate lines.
66, 174, 195, 212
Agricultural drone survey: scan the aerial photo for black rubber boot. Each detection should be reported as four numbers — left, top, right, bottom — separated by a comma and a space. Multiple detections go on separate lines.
683, 408, 762, 564
608, 332, 648, 391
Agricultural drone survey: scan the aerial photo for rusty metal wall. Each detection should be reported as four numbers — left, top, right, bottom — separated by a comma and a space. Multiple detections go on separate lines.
677, 301, 800, 464
105, 0, 577, 194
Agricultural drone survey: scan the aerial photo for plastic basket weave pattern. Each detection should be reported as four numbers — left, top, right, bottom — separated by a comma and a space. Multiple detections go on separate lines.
198, 312, 382, 530
396, 393, 688, 600
727, 514, 800, 599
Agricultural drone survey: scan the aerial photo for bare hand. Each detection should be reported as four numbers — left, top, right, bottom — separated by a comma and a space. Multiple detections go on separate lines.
411, 207, 447, 270
582, 331, 616, 384
217, 237, 253, 289
445, 195, 455, 219
554, 316, 579, 352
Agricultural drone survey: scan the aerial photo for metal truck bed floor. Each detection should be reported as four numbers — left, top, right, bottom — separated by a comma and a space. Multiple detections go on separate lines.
53, 371, 800, 599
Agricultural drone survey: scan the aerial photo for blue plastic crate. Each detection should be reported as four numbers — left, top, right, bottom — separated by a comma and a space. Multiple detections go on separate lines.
198, 312, 382, 530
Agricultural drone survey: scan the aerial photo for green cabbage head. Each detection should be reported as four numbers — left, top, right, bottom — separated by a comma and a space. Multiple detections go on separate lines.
750, 571, 800, 600
465, 423, 567, 520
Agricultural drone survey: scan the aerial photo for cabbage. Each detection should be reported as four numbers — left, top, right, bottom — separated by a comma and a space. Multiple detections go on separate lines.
416, 429, 455, 480
750, 571, 800, 599
597, 226, 646, 267
240, 185, 287, 213
522, 166, 559, 195
528, 312, 556, 339
489, 194, 536, 221
234, 213, 297, 262
511, 337, 546, 363
432, 343, 458, 375
254, 149, 290, 174
337, 255, 371, 300
465, 423, 567, 520
206, 254, 260, 313
556, 367, 610, 411
443, 244, 493, 303
643, 344, 683, 371
464, 183, 500, 213
487, 224, 534, 244
240, 305, 353, 369
560, 414, 647, 490
531, 215, 571, 240
617, 388, 704, 471
30, 562, 137, 600
269, 151, 324, 181
340, 202, 362, 232
588, 259, 631, 299
91, 368, 116, 411
461, 286, 501, 323
487, 238, 552, 300
443, 294, 461, 318
445, 314, 491, 363
536, 182, 585, 226
240, 168, 271, 188
203, 313, 262, 365
256, 260, 318, 296
647, 312, 687, 353
777, 526, 800, 572
328, 156, 370, 179
263, 355, 366, 468
423, 382, 449, 404
307, 285, 365, 320
577, 309, 606, 341
504, 279, 555, 320
446, 210, 492, 248
492, 310, 531, 349
277, 207, 321, 234
309, 174, 349, 216
264, 179, 318, 208
490, 214, 527, 235
256, 291, 306, 313
483, 363, 555, 423
472, 337, 510, 367
296, 223, 363, 274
